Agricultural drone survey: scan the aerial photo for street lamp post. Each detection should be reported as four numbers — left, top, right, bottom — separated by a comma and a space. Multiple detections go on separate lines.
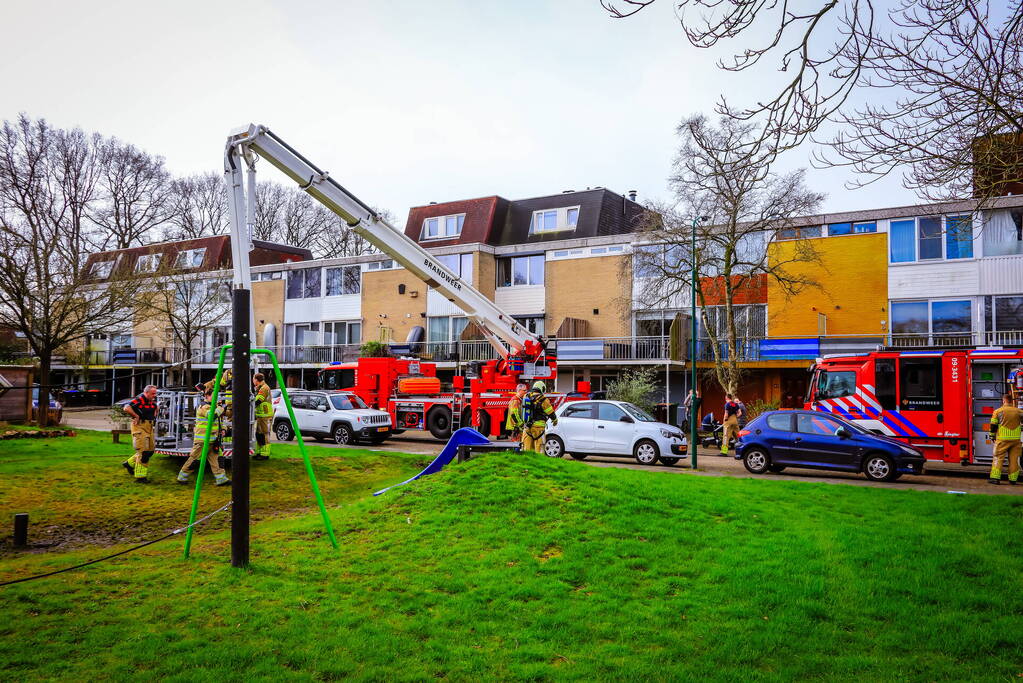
690, 216, 708, 469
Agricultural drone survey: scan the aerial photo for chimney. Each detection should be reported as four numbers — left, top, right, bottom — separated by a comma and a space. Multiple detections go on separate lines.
627, 190, 638, 202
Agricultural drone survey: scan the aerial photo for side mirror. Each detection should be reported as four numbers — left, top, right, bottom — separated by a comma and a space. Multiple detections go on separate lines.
619, 415, 634, 423
835, 427, 851, 439
318, 404, 329, 412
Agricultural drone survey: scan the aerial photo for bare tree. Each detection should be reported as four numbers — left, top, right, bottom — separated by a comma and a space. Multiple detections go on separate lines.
602, 1, 1022, 203
631, 115, 824, 395
90, 137, 174, 250
140, 271, 231, 387
166, 172, 229, 240
0, 114, 148, 425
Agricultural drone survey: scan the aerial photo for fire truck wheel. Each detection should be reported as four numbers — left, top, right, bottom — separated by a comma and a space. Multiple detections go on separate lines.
863, 453, 896, 481
742, 448, 770, 474
543, 435, 565, 458
426, 407, 452, 440
333, 423, 354, 445
274, 421, 295, 442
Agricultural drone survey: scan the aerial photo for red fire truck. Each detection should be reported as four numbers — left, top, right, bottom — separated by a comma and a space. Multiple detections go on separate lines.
806, 348, 1023, 466
223, 124, 586, 440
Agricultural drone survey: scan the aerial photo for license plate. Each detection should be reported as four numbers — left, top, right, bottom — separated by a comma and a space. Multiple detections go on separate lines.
377, 427, 389, 432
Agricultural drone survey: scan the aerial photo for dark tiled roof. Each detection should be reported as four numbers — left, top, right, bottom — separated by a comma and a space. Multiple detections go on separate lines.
490, 188, 649, 247
404, 196, 508, 247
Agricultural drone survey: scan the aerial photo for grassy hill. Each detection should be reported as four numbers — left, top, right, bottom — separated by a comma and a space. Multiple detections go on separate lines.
1, 438, 1021, 680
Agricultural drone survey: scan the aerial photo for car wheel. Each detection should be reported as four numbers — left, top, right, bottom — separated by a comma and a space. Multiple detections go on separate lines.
864, 453, 896, 482
274, 421, 295, 442
743, 448, 770, 474
543, 435, 565, 458
426, 407, 452, 440
634, 439, 659, 466
768, 464, 786, 473
659, 456, 680, 466
333, 423, 353, 446
569, 452, 588, 461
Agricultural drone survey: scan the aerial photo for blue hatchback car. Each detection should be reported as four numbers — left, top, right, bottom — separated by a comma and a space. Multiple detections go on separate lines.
735, 410, 926, 482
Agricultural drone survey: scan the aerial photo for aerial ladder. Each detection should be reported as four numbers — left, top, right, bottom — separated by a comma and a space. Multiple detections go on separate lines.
224, 123, 551, 372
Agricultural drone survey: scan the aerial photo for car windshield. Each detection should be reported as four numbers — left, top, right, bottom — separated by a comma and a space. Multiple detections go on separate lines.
621, 403, 656, 422
330, 393, 367, 410
819, 412, 871, 435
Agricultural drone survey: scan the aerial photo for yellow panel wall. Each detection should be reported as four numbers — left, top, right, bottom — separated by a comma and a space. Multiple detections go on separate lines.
360, 269, 427, 343
546, 255, 630, 337
766, 233, 888, 337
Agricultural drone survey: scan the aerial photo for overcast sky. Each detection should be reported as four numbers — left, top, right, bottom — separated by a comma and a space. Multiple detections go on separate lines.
1, 0, 918, 222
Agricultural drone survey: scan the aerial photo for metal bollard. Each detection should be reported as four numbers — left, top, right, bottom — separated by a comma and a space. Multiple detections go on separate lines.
13, 513, 28, 548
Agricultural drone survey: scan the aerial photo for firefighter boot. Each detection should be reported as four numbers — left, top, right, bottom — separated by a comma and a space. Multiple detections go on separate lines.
176, 470, 190, 484
214, 473, 230, 486
122, 460, 135, 476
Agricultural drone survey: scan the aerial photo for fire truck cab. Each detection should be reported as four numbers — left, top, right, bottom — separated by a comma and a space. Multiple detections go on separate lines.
807, 349, 1023, 466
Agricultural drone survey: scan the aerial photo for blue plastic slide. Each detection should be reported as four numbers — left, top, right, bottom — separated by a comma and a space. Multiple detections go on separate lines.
373, 427, 491, 496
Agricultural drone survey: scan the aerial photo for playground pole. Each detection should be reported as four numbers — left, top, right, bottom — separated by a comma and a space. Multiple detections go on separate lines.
231, 289, 251, 568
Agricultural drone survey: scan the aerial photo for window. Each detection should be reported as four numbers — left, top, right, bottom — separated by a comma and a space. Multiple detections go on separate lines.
776, 226, 822, 240
621, 403, 656, 422
287, 267, 322, 299
136, 253, 162, 273
596, 403, 627, 422
323, 321, 361, 345
890, 219, 916, 263
766, 413, 793, 431
529, 206, 580, 234
513, 316, 545, 336
891, 215, 974, 263
290, 394, 310, 410
563, 403, 594, 419
427, 316, 468, 343
325, 265, 361, 296
422, 213, 464, 239
892, 299, 971, 339
258, 271, 282, 281
435, 253, 473, 281
591, 247, 607, 255
900, 359, 942, 410
175, 248, 206, 269
797, 413, 844, 436
308, 394, 328, 411
994, 296, 1023, 332
891, 301, 928, 335
497, 254, 544, 287
608, 245, 624, 252
367, 259, 394, 271
816, 371, 856, 400
828, 223, 852, 236
853, 222, 877, 233
286, 322, 320, 346
90, 259, 116, 278
553, 250, 569, 258
874, 359, 897, 410
931, 300, 971, 334
918, 217, 942, 260
983, 209, 1023, 256
945, 215, 973, 259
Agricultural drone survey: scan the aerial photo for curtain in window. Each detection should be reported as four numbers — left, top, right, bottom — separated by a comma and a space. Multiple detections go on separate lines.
982, 210, 1023, 256
945, 215, 973, 259
890, 220, 915, 262
918, 217, 942, 259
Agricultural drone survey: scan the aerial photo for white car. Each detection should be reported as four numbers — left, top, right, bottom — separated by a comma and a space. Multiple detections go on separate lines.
272, 390, 393, 445
543, 400, 688, 466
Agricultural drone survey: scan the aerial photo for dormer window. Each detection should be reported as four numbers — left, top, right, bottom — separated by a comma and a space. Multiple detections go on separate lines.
175, 248, 207, 269
136, 253, 162, 273
530, 206, 580, 235
422, 213, 465, 240
90, 259, 117, 278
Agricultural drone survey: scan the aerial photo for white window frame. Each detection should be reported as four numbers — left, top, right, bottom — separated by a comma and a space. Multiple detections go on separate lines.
136, 253, 162, 273
91, 259, 117, 278
367, 259, 394, 271
421, 213, 465, 240
497, 254, 545, 288
175, 247, 207, 269
888, 215, 975, 265
529, 206, 581, 235
325, 265, 361, 296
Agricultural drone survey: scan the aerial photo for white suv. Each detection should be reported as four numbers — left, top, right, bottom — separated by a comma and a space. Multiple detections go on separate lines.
273, 390, 392, 445
543, 400, 688, 466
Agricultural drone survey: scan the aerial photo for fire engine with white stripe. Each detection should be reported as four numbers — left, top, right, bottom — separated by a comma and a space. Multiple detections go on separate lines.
806, 348, 1023, 466
220, 124, 587, 441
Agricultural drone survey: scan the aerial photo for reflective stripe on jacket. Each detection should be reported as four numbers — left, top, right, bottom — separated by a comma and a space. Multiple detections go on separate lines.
254, 384, 273, 418
194, 403, 222, 440
991, 405, 1022, 441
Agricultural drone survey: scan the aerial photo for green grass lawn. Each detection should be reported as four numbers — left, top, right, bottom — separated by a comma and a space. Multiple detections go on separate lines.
1, 434, 1022, 680
0, 428, 427, 551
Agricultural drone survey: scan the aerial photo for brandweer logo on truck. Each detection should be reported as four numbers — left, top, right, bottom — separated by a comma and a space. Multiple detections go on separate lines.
424, 258, 462, 291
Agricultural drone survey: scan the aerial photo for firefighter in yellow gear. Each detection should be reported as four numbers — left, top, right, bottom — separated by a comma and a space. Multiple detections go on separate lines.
177, 389, 229, 486
988, 393, 1022, 485
199, 370, 233, 420
505, 383, 527, 441
521, 381, 558, 454
253, 372, 273, 460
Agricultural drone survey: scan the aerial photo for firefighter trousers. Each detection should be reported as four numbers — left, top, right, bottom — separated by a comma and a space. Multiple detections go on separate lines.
521, 423, 546, 454
255, 417, 272, 457
129, 421, 155, 479
181, 439, 225, 477
990, 440, 1022, 482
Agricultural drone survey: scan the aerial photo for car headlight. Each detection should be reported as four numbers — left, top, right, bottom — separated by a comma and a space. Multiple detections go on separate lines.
660, 428, 681, 439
